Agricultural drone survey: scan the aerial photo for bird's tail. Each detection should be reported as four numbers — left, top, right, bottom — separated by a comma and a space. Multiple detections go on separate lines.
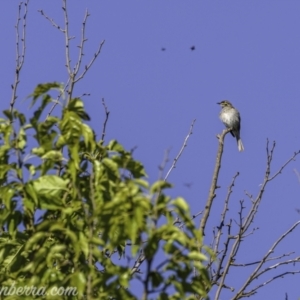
237, 138, 244, 152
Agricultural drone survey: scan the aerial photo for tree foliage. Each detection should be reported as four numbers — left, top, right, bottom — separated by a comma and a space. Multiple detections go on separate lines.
1, 1, 300, 299
0, 83, 210, 299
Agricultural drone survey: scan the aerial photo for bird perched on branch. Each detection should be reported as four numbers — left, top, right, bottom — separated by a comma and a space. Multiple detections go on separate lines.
217, 100, 244, 152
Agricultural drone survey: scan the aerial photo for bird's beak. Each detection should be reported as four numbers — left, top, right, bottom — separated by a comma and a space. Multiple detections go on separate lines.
217, 102, 221, 105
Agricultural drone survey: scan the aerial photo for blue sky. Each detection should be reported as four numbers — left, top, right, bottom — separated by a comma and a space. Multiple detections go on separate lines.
1, 1, 300, 299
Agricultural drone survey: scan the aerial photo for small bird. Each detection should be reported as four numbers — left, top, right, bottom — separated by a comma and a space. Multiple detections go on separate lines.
217, 100, 244, 151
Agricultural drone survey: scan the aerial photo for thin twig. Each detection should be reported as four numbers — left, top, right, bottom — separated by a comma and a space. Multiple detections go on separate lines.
212, 219, 232, 287
46, 78, 69, 120
10, 0, 29, 113
233, 220, 300, 299
268, 150, 300, 181
73, 9, 90, 75
243, 145, 299, 234
164, 119, 196, 181
214, 172, 239, 254
74, 40, 105, 83
254, 257, 300, 279
100, 98, 110, 143
240, 271, 300, 298
37, 9, 64, 32
131, 251, 145, 275
231, 252, 295, 267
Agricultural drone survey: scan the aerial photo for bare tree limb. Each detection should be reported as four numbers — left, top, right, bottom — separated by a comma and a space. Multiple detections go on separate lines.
45, 78, 69, 120
200, 128, 231, 236
131, 251, 145, 275
100, 98, 110, 143
37, 9, 64, 32
73, 9, 89, 75
213, 172, 239, 254
74, 40, 105, 84
10, 0, 29, 113
233, 220, 300, 299
164, 119, 196, 181
213, 141, 300, 300
231, 252, 295, 267
39, 0, 105, 114
239, 270, 300, 298
242, 143, 299, 234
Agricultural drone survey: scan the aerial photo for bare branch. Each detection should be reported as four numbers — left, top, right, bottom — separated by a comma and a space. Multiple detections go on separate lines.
242, 144, 300, 234
10, 0, 29, 113
200, 128, 231, 236
268, 150, 300, 181
73, 39, 105, 83
214, 141, 300, 299
131, 251, 145, 275
40, 0, 105, 117
244, 190, 254, 203
213, 172, 239, 254
77, 92, 91, 98
164, 119, 196, 181
254, 257, 300, 279
173, 210, 203, 228
46, 78, 69, 120
73, 9, 90, 75
100, 98, 110, 143
232, 252, 295, 267
212, 219, 233, 287
241, 271, 300, 298
191, 210, 203, 221
37, 9, 64, 32
233, 220, 300, 299
62, 0, 71, 77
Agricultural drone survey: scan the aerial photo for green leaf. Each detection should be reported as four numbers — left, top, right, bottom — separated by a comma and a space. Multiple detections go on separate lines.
82, 123, 95, 151
55, 135, 66, 149
102, 157, 120, 179
41, 150, 63, 162
107, 140, 126, 153
172, 197, 189, 213
32, 175, 68, 198
67, 98, 90, 120
151, 180, 172, 193
29, 82, 62, 107
13, 111, 26, 126
31, 147, 46, 156
187, 251, 208, 261
16, 127, 27, 150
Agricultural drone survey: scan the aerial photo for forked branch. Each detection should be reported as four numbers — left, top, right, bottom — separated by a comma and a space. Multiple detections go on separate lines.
38, 0, 105, 113
212, 140, 300, 300
10, 0, 29, 113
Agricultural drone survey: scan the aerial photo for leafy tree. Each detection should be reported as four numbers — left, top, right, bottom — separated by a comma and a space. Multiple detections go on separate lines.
1, 1, 299, 300
0, 83, 211, 300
